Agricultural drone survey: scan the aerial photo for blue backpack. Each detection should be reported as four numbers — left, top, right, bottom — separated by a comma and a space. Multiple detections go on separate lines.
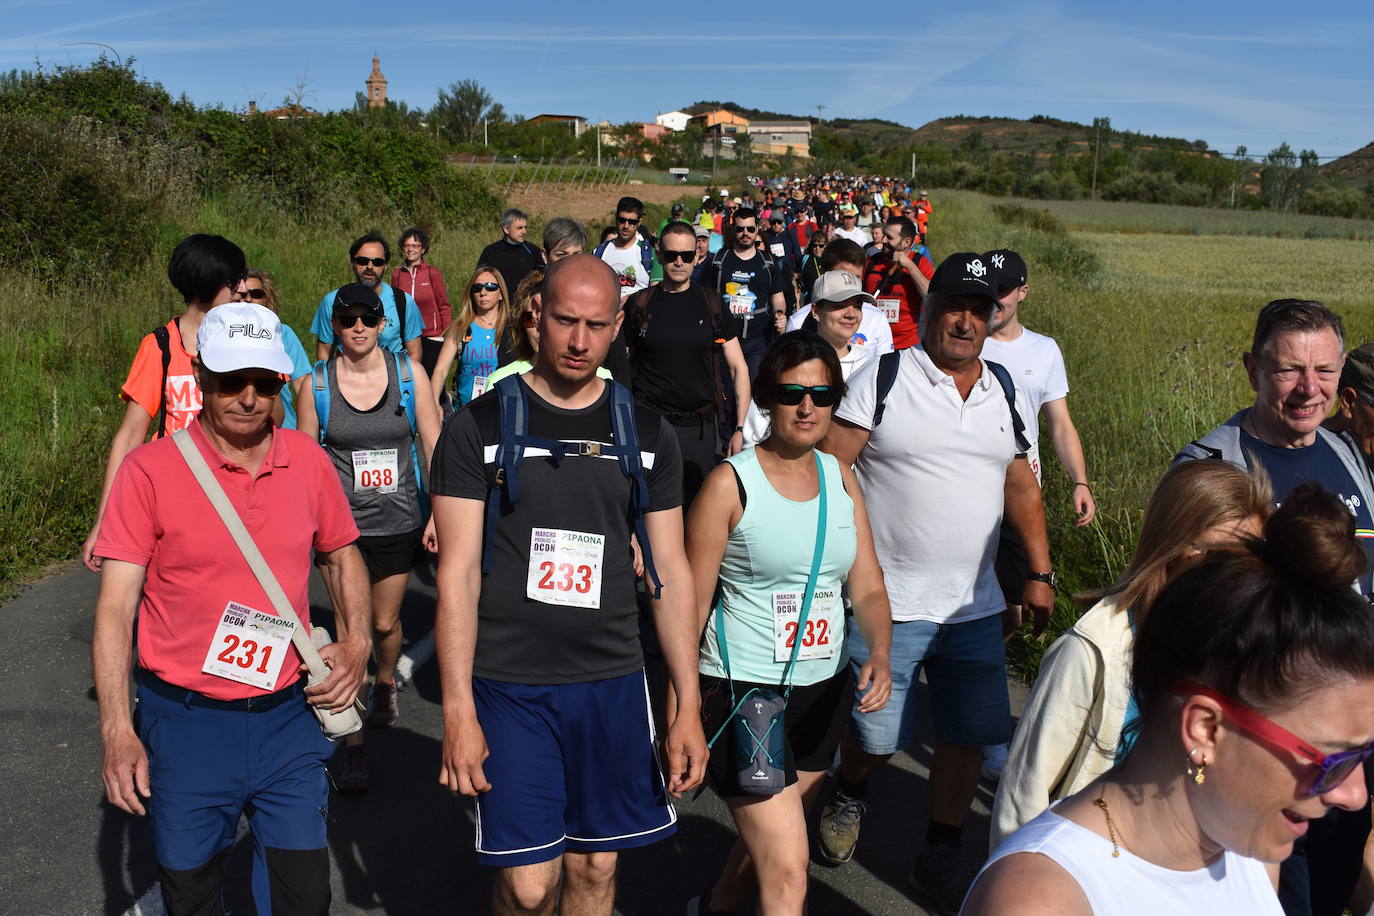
872, 350, 1030, 452
311, 351, 428, 515
593, 236, 655, 280
483, 374, 662, 596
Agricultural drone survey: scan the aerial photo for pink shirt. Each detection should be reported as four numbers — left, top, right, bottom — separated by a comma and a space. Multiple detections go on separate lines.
95, 420, 359, 699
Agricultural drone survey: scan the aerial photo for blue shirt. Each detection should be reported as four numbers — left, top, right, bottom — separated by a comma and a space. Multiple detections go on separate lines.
278, 324, 313, 429
457, 324, 498, 404
309, 281, 423, 355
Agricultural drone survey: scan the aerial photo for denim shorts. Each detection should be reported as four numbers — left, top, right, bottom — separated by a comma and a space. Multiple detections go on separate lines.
846, 613, 1011, 754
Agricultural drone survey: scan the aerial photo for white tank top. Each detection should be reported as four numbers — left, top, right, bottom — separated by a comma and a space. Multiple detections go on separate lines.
975, 809, 1282, 915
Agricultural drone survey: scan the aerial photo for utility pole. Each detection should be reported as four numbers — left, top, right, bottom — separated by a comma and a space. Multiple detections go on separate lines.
816, 104, 825, 125
911, 152, 916, 180
483, 119, 488, 146
596, 125, 601, 168
1090, 119, 1102, 200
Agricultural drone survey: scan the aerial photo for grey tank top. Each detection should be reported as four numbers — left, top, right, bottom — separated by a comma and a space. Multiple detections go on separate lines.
322, 355, 421, 536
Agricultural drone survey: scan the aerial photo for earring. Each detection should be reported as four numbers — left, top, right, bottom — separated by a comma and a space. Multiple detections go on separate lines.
1187, 747, 1207, 785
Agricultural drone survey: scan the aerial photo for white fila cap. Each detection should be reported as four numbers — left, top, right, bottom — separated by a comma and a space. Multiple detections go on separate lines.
197, 302, 293, 374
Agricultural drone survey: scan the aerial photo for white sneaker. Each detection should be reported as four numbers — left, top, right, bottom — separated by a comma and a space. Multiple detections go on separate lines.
981, 743, 1009, 782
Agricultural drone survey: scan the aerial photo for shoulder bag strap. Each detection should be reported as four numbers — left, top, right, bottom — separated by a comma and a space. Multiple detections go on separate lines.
780, 449, 828, 694
171, 428, 330, 681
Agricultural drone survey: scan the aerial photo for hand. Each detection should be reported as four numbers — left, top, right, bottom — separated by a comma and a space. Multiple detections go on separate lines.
662, 714, 707, 797
1001, 604, 1024, 639
439, 714, 492, 796
82, 526, 103, 572
301, 635, 368, 712
629, 532, 644, 578
854, 655, 891, 713
1073, 486, 1097, 527
727, 431, 745, 457
892, 249, 916, 272
421, 516, 439, 554
773, 311, 786, 333
1020, 581, 1054, 637
102, 727, 150, 815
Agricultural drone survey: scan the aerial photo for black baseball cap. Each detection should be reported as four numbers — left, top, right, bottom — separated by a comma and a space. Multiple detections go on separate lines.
929, 252, 997, 300
769, 212, 787, 224
333, 282, 384, 315
1341, 343, 1374, 400
984, 249, 1028, 290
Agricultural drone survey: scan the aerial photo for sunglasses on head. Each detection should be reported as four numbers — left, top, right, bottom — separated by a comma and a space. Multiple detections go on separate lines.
336, 312, 382, 329
659, 249, 695, 264
471, 282, 501, 293
617, 216, 640, 225
775, 384, 837, 408
1175, 682, 1374, 796
211, 372, 285, 398
242, 288, 267, 300
352, 256, 387, 268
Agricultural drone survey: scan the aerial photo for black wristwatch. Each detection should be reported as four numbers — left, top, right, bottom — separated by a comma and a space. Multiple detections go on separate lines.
1027, 571, 1057, 589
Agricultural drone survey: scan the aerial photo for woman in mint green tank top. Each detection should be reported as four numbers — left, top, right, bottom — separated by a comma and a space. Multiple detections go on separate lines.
685, 331, 894, 916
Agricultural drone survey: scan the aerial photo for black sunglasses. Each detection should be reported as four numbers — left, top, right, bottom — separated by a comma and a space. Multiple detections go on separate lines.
352, 256, 387, 268
212, 373, 285, 398
242, 288, 267, 300
775, 384, 837, 407
734, 224, 758, 233
617, 216, 641, 225
336, 312, 382, 328
471, 282, 501, 293
659, 249, 695, 264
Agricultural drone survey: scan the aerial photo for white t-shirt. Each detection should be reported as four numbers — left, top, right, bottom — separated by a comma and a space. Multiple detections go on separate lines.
787, 304, 894, 356
836, 347, 1017, 623
599, 241, 649, 298
741, 345, 875, 448
980, 327, 1069, 485
833, 226, 869, 245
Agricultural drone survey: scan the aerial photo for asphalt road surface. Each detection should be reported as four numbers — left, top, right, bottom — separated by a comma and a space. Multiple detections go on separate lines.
1, 561, 1026, 915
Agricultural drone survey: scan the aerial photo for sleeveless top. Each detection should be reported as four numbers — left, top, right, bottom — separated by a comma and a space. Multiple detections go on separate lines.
977, 809, 1282, 915
321, 355, 421, 536
699, 448, 856, 686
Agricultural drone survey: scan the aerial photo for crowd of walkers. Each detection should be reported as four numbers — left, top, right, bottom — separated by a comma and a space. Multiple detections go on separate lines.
85, 173, 1374, 916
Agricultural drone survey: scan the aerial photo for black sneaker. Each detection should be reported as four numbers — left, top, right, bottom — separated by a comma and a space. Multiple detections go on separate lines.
335, 748, 369, 794
908, 841, 977, 915
817, 793, 867, 865
367, 680, 399, 728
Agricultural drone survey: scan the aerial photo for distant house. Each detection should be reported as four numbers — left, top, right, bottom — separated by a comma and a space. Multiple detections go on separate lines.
656, 110, 691, 132
528, 114, 589, 137
247, 100, 318, 120
688, 109, 750, 138
639, 123, 670, 141
748, 120, 812, 159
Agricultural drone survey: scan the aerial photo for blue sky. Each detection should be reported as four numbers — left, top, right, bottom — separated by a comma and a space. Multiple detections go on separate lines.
4, 0, 1371, 159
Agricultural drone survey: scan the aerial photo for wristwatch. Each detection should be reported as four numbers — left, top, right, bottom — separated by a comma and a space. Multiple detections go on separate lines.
1026, 571, 1057, 589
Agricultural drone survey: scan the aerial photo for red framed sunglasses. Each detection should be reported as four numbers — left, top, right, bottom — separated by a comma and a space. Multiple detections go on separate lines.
1176, 682, 1374, 795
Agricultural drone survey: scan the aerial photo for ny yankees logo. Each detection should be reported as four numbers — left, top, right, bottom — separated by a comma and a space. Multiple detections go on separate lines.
990, 253, 1005, 269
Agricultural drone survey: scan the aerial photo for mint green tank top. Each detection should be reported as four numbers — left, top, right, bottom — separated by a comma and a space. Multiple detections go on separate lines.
699, 447, 857, 686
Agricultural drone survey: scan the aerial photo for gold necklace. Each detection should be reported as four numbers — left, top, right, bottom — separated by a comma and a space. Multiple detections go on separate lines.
1094, 796, 1126, 858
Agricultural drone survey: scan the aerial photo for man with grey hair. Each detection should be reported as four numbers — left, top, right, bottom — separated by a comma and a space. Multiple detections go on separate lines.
479, 208, 543, 293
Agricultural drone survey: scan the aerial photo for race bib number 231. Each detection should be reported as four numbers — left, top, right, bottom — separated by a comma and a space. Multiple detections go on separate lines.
201, 601, 296, 690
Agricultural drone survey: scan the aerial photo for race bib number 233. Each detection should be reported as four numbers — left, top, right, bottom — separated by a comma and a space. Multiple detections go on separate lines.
527, 528, 605, 609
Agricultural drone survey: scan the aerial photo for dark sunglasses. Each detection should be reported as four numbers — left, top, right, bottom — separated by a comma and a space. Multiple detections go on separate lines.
471, 282, 501, 293
659, 249, 695, 264
734, 224, 758, 233
616, 216, 640, 225
336, 312, 382, 328
242, 288, 267, 300
212, 373, 285, 398
352, 256, 387, 268
775, 384, 837, 407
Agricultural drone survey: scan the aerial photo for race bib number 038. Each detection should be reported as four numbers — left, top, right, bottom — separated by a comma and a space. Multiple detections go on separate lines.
201, 600, 297, 690
772, 587, 841, 662
527, 528, 606, 609
353, 449, 399, 494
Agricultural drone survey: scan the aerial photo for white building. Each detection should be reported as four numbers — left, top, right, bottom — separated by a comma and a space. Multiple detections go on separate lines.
655, 110, 691, 132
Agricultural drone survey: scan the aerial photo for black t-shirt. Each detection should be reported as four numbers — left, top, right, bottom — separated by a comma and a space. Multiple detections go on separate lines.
623, 285, 741, 415
812, 197, 836, 225
429, 380, 683, 684
702, 249, 783, 325
478, 239, 542, 294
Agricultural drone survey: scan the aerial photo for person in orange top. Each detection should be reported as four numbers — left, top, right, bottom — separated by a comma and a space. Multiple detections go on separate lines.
863, 216, 935, 351
80, 234, 249, 571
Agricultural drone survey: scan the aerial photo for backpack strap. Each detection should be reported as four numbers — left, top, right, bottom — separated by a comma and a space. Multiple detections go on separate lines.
310, 359, 331, 441
392, 284, 407, 344
638, 238, 654, 277
152, 324, 172, 438
393, 350, 428, 516
984, 360, 1032, 454
608, 380, 662, 597
871, 350, 902, 427
592, 240, 610, 259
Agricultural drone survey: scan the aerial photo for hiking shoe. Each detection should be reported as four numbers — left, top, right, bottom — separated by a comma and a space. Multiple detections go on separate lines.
981, 742, 1009, 782
817, 793, 867, 865
908, 841, 977, 915
335, 749, 369, 794
686, 884, 736, 915
367, 680, 399, 727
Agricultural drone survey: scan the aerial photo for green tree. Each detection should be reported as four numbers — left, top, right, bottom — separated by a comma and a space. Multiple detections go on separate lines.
431, 79, 505, 144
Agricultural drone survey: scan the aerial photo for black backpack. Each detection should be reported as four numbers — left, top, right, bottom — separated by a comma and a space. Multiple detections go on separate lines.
872, 350, 1030, 452
624, 286, 729, 422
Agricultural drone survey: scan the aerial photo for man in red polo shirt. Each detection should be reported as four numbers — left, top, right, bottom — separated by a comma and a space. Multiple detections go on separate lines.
93, 301, 370, 915
865, 215, 935, 350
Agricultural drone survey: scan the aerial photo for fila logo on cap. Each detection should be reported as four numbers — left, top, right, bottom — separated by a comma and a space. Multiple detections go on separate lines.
228, 323, 273, 339
966, 258, 986, 278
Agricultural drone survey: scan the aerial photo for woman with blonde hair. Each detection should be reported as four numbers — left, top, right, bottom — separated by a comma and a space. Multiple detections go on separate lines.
989, 460, 1273, 850
429, 265, 509, 406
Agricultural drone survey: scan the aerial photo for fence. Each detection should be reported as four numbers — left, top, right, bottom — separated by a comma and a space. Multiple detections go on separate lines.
447, 155, 691, 189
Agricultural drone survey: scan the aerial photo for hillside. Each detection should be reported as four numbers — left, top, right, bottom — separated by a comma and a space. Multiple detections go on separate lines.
1323, 141, 1374, 184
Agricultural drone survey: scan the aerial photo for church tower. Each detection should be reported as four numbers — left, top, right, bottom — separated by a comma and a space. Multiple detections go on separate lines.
365, 56, 387, 108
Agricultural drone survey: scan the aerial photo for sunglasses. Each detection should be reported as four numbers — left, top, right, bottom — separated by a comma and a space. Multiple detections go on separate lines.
211, 372, 285, 398
336, 312, 382, 328
617, 216, 640, 225
520, 311, 536, 328
775, 384, 838, 408
734, 225, 758, 234
352, 256, 387, 268
1175, 682, 1374, 795
659, 249, 695, 264
242, 288, 267, 300
471, 282, 501, 293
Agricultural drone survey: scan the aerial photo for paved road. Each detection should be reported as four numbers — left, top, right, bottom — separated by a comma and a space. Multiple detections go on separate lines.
1, 562, 1026, 915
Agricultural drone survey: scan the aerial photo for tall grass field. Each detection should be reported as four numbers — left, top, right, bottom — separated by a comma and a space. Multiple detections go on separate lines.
6, 186, 1373, 675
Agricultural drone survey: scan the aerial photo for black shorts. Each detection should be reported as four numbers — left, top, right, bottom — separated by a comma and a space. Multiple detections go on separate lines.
700, 669, 853, 797
355, 528, 422, 579
994, 516, 1028, 607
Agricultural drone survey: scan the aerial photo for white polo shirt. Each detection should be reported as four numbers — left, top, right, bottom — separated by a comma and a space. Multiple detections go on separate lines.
980, 327, 1069, 485
836, 346, 1018, 624
787, 303, 894, 356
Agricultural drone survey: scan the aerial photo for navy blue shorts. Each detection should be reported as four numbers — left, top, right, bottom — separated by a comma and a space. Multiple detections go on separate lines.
472, 670, 676, 867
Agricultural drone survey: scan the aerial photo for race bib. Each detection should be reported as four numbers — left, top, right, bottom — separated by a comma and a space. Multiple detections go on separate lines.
201, 601, 296, 690
527, 528, 605, 609
353, 449, 399, 494
725, 282, 756, 316
1027, 440, 1042, 485
769, 243, 785, 258
877, 298, 901, 324
471, 375, 489, 399
772, 587, 841, 662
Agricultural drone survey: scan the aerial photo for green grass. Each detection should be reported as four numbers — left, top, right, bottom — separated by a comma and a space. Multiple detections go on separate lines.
994, 194, 1374, 239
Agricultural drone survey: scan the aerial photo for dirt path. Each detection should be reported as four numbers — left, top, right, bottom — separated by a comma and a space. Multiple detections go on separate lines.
508, 183, 707, 226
